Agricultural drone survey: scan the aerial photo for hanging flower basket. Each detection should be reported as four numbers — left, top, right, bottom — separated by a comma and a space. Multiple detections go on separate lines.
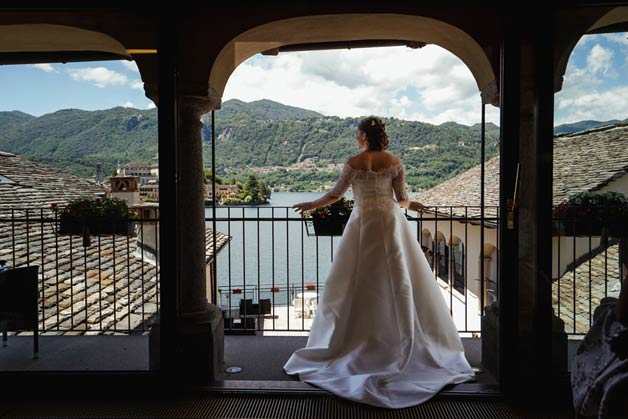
304, 197, 353, 237
56, 197, 136, 236
310, 217, 349, 236
553, 218, 628, 238
59, 216, 135, 235
552, 192, 628, 238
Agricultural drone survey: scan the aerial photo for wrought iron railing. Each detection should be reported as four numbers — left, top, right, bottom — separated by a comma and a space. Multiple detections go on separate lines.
207, 205, 500, 334
551, 214, 627, 335
4, 204, 621, 337
0, 208, 159, 335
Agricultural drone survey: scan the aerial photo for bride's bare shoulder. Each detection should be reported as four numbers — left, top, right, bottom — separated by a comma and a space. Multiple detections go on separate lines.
346, 153, 363, 167
347, 152, 401, 170
387, 153, 403, 166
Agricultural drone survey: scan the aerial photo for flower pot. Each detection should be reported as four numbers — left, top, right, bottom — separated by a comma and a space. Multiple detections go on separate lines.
553, 217, 628, 238
310, 216, 349, 236
59, 216, 135, 236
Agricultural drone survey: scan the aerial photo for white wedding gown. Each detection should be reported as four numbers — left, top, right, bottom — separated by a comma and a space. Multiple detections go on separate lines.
283, 161, 475, 408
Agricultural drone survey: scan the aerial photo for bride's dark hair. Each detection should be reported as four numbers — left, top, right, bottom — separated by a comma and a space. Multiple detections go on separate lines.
358, 116, 389, 151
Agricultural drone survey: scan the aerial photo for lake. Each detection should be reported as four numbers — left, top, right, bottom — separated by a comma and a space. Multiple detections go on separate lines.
205, 191, 353, 307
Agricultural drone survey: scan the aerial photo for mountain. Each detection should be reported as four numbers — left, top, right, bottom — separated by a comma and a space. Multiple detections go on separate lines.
216, 98, 323, 121
0, 110, 35, 128
203, 105, 501, 190
0, 99, 501, 190
554, 119, 627, 135
0, 107, 158, 177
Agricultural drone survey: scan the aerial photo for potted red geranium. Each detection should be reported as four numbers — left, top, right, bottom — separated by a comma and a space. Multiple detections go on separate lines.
57, 196, 136, 236
552, 191, 628, 238
305, 197, 354, 236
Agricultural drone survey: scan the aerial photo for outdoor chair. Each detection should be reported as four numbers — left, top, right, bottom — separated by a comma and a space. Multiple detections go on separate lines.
0, 266, 39, 359
239, 298, 272, 317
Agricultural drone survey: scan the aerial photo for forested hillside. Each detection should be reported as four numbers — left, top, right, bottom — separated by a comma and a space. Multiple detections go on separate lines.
0, 99, 501, 191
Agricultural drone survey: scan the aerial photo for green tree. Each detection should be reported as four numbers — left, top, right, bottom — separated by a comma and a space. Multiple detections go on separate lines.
233, 174, 271, 204
204, 168, 223, 185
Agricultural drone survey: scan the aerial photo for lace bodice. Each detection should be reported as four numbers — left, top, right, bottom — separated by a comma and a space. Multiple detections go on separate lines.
329, 161, 409, 209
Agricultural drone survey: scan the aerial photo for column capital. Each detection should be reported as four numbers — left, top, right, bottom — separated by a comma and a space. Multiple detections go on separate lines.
481, 79, 499, 107
179, 95, 218, 119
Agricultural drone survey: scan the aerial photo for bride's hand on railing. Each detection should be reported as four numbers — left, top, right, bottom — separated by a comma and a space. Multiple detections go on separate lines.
409, 201, 427, 213
293, 202, 316, 215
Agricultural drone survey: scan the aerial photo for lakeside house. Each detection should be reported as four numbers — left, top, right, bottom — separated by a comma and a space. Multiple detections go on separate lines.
116, 162, 160, 201
415, 123, 628, 333
205, 183, 240, 203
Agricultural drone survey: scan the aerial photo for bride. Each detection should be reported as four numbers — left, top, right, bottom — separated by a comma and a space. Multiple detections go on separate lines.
283, 116, 475, 408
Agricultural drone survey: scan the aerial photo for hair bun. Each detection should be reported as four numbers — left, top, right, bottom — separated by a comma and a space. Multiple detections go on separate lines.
358, 116, 389, 151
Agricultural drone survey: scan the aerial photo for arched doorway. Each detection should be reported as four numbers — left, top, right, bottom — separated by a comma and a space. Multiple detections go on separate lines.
202, 12, 499, 389
552, 8, 628, 337
208, 14, 498, 106
0, 23, 164, 373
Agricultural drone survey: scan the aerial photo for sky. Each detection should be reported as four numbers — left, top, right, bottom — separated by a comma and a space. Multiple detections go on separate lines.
0, 32, 626, 126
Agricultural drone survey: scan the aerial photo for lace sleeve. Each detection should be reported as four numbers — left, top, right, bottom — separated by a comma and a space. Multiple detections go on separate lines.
328, 162, 354, 197
392, 163, 409, 201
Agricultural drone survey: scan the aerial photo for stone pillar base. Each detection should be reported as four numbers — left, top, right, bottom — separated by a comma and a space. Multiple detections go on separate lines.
551, 314, 568, 377
481, 303, 500, 379
481, 303, 569, 382
149, 304, 224, 383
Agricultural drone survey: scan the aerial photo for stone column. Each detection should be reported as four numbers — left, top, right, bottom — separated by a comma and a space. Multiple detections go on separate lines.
482, 11, 567, 402
520, 47, 568, 401
177, 95, 212, 315
174, 94, 224, 382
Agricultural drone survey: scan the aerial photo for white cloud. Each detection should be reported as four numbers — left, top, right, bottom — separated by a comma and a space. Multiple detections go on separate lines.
587, 44, 614, 76
601, 33, 628, 47
121, 60, 139, 72
556, 34, 628, 125
122, 101, 135, 108
223, 45, 498, 125
555, 86, 628, 125
147, 102, 156, 109
30, 63, 55, 73
67, 67, 128, 88
130, 80, 144, 90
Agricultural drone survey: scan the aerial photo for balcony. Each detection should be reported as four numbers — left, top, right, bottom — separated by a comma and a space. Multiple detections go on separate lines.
0, 205, 620, 390
209, 205, 498, 337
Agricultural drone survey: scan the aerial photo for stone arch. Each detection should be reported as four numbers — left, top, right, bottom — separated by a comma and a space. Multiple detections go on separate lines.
420, 228, 435, 269
555, 6, 628, 92
451, 235, 465, 293
481, 243, 499, 306
0, 24, 158, 110
0, 24, 131, 62
435, 231, 450, 283
208, 14, 498, 106
420, 228, 434, 250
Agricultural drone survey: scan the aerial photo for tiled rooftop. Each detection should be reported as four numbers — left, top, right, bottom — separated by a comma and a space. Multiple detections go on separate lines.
553, 124, 628, 203
0, 209, 230, 335
0, 151, 106, 208
0, 152, 230, 335
415, 123, 628, 215
552, 243, 621, 334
